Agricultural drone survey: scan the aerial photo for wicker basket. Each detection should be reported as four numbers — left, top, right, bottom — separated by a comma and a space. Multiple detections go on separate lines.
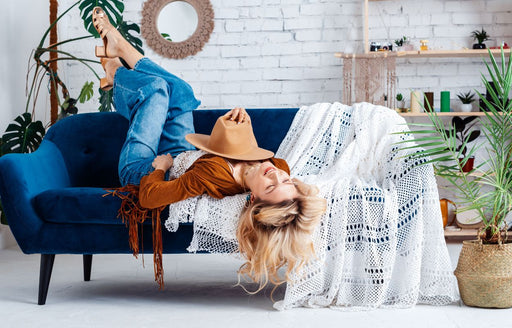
454, 240, 512, 308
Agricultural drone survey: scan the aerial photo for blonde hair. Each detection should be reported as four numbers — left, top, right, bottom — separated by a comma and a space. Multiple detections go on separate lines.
236, 178, 327, 295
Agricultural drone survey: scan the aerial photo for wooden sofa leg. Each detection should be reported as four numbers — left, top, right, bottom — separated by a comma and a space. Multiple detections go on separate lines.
83, 254, 92, 281
38, 254, 55, 305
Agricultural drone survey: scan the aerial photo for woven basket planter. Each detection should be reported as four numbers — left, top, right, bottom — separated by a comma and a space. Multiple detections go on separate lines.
454, 240, 512, 308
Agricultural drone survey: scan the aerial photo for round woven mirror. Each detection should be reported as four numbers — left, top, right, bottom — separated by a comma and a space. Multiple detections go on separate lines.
141, 0, 214, 59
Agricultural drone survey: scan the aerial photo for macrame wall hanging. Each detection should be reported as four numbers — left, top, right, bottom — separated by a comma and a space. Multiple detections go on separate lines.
342, 55, 396, 109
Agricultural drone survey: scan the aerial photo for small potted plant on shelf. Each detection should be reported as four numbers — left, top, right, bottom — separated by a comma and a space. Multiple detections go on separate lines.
451, 116, 480, 172
396, 93, 406, 112
457, 91, 475, 112
394, 36, 413, 51
471, 28, 490, 49
396, 48, 512, 308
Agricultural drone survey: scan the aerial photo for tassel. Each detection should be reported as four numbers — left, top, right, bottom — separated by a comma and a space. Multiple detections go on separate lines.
152, 208, 164, 289
104, 185, 166, 289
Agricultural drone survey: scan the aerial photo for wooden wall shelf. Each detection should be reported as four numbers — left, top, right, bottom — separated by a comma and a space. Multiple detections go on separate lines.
444, 228, 479, 241
335, 49, 511, 59
398, 112, 488, 117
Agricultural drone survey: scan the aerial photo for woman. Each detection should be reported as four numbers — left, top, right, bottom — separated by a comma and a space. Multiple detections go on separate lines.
92, 7, 326, 292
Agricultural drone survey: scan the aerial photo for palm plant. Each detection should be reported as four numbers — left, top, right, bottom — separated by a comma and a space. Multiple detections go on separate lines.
397, 48, 512, 243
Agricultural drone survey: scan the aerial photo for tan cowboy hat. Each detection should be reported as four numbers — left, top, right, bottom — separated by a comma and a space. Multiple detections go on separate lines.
185, 116, 274, 161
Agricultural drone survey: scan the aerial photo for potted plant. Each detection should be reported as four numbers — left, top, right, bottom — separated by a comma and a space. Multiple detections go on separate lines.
471, 28, 490, 49
396, 93, 406, 112
397, 48, 512, 308
394, 36, 413, 51
457, 91, 475, 112
450, 116, 481, 172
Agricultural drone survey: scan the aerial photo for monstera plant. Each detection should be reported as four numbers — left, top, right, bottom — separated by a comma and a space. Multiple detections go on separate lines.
0, 0, 144, 224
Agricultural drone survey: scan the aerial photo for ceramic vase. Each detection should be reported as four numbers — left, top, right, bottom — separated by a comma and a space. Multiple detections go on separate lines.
460, 103, 473, 112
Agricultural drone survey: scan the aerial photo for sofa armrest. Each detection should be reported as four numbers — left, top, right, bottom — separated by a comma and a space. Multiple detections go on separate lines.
0, 139, 70, 252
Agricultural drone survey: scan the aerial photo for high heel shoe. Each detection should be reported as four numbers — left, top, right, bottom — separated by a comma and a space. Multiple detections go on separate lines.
92, 7, 116, 58
99, 58, 114, 91
100, 78, 113, 91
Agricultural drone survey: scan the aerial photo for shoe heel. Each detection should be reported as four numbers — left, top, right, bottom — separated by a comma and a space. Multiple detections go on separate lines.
95, 46, 106, 57
100, 78, 113, 91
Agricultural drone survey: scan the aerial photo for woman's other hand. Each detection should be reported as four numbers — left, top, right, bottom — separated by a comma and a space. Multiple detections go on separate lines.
152, 154, 174, 172
224, 107, 251, 124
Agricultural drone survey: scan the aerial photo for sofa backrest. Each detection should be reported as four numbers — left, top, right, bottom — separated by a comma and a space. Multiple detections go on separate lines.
45, 108, 299, 187
44, 112, 129, 188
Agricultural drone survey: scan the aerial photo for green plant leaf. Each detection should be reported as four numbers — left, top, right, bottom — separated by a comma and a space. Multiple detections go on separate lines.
78, 81, 95, 103
79, 0, 125, 37
117, 20, 144, 55
161, 33, 173, 42
99, 88, 114, 112
1, 113, 45, 154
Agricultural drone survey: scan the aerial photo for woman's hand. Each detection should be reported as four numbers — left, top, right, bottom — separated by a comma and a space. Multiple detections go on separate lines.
152, 154, 174, 172
224, 107, 250, 124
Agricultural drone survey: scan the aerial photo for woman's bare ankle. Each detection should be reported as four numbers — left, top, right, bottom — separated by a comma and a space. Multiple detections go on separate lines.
121, 48, 144, 69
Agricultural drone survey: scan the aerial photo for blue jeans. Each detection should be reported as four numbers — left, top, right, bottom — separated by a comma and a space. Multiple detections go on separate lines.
113, 58, 200, 186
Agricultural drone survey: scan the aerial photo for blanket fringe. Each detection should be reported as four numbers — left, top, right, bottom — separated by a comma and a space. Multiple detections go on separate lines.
104, 185, 165, 289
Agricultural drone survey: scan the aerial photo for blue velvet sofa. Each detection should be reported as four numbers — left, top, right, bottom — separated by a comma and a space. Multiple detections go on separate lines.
0, 108, 299, 305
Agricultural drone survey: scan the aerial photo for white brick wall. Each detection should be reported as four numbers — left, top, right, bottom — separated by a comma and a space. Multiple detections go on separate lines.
51, 0, 511, 113
366, 0, 512, 110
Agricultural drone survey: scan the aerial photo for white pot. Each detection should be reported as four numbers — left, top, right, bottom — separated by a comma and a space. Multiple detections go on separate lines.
460, 103, 473, 112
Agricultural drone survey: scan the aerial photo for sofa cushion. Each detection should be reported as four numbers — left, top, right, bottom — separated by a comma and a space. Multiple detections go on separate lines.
33, 187, 126, 225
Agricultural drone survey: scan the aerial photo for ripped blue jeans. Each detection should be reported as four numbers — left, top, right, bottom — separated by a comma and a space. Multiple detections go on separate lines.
113, 58, 200, 186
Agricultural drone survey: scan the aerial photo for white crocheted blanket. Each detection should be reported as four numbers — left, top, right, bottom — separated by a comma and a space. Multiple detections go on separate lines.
165, 102, 460, 310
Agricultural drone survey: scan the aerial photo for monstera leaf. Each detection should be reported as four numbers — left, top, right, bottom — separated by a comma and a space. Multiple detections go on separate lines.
117, 20, 144, 55
79, 1, 144, 55
79, 0, 124, 37
1, 113, 45, 154
99, 88, 114, 112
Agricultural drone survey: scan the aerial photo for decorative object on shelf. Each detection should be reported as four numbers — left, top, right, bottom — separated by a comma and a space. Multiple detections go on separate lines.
420, 39, 429, 51
396, 93, 406, 112
440, 91, 451, 112
480, 81, 510, 112
370, 41, 381, 52
440, 198, 457, 227
471, 27, 490, 49
141, 0, 215, 59
381, 43, 393, 51
457, 91, 476, 112
394, 36, 413, 51
456, 209, 484, 229
491, 42, 510, 50
396, 48, 512, 308
410, 91, 422, 113
424, 92, 434, 112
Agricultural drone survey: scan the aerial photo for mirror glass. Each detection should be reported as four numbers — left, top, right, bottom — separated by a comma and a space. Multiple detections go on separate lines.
157, 1, 198, 43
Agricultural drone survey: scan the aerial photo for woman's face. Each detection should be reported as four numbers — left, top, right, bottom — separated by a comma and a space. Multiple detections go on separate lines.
243, 162, 299, 204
